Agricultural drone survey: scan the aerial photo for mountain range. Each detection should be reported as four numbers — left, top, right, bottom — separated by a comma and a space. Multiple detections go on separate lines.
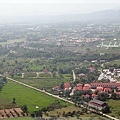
0, 9, 120, 24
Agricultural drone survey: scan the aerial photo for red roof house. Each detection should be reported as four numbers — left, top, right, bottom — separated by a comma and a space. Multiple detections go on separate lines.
84, 84, 91, 87
91, 83, 120, 88
76, 84, 82, 87
64, 82, 71, 90
42, 69, 48, 73
104, 88, 112, 92
92, 94, 98, 98
83, 86, 90, 90
97, 86, 104, 91
76, 84, 83, 91
53, 86, 60, 91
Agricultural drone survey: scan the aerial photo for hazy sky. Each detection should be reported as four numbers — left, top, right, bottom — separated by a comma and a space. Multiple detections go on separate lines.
0, 0, 120, 16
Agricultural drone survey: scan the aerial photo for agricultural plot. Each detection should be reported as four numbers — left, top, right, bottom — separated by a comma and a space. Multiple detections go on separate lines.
43, 106, 108, 120
0, 38, 26, 45
105, 60, 120, 66
107, 99, 120, 117
13, 75, 72, 90
0, 81, 70, 113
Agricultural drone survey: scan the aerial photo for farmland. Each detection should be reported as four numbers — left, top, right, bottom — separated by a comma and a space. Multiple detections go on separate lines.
0, 81, 70, 113
0, 22, 120, 120
107, 99, 120, 117
0, 38, 25, 45
13, 74, 72, 90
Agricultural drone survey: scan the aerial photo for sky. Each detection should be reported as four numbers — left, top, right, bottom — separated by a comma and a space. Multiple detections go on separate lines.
0, 0, 120, 16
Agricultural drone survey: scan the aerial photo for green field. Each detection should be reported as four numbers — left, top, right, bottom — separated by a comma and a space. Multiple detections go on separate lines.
13, 75, 72, 90
0, 38, 26, 45
0, 81, 70, 113
106, 60, 120, 66
107, 99, 120, 117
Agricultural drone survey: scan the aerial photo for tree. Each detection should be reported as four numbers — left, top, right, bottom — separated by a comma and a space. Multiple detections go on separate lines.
52, 71, 56, 77
60, 82, 64, 89
21, 105, 28, 112
98, 92, 108, 101
102, 105, 110, 113
2, 58, 6, 62
15, 60, 18, 64
12, 98, 16, 104
58, 68, 64, 74
10, 72, 14, 78
111, 92, 117, 100
86, 48, 90, 52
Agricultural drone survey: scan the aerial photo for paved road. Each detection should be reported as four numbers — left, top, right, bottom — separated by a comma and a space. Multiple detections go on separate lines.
102, 114, 119, 120
72, 70, 76, 81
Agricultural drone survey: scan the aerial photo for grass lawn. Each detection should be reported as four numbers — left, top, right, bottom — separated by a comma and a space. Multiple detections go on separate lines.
106, 60, 120, 66
0, 81, 70, 113
107, 99, 120, 117
44, 106, 108, 120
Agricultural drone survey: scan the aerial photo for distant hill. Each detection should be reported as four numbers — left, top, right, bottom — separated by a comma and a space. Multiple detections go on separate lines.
0, 9, 120, 24
53, 10, 120, 23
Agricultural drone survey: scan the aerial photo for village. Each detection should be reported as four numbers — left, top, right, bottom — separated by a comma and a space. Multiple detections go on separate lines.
0, 22, 120, 120
52, 66, 120, 113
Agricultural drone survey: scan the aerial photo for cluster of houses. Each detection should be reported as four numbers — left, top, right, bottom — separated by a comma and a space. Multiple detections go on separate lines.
59, 69, 120, 113
98, 69, 120, 82
53, 82, 117, 113
53, 81, 120, 99
52, 67, 120, 102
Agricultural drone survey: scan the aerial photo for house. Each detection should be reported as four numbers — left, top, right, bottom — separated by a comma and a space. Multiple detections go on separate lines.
117, 87, 120, 91
83, 86, 90, 90
91, 83, 120, 88
88, 99, 108, 111
42, 69, 48, 73
83, 84, 91, 91
116, 92, 120, 98
104, 88, 112, 92
79, 73, 86, 77
52, 86, 60, 91
84, 84, 91, 87
76, 84, 83, 91
92, 94, 98, 99
83, 94, 90, 98
103, 69, 109, 73
91, 60, 97, 63
89, 67, 95, 72
98, 73, 107, 81
97, 86, 104, 92
114, 69, 120, 78
64, 82, 71, 90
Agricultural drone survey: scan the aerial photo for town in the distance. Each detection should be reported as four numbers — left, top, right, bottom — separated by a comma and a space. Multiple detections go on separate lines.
0, 21, 120, 120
